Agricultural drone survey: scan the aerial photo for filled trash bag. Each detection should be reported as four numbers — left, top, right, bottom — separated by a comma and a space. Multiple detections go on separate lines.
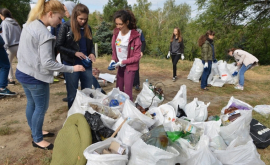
213, 137, 265, 165
250, 118, 270, 149
187, 58, 204, 83
128, 138, 179, 165
220, 97, 253, 145
167, 85, 187, 112
254, 105, 270, 118
84, 111, 114, 143
83, 138, 129, 165
184, 98, 210, 122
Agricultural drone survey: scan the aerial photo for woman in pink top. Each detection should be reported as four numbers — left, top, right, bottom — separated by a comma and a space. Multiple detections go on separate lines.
109, 10, 142, 101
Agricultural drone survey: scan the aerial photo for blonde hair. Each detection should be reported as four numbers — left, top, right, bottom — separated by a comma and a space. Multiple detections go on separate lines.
27, 0, 64, 23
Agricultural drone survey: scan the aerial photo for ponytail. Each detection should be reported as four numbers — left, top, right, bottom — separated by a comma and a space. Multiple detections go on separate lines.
198, 30, 215, 47
27, 0, 64, 23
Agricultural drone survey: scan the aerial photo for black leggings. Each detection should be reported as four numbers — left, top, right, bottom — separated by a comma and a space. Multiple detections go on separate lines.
171, 55, 180, 77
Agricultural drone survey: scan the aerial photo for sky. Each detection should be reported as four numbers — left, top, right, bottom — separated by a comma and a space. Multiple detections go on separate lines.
32, 0, 199, 18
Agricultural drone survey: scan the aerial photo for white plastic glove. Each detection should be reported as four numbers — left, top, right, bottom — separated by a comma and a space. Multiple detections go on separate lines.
204, 62, 208, 68
109, 60, 115, 67
167, 51, 170, 59
113, 61, 122, 68
181, 54, 185, 60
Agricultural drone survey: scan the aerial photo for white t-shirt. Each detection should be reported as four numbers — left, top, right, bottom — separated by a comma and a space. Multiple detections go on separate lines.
115, 30, 131, 67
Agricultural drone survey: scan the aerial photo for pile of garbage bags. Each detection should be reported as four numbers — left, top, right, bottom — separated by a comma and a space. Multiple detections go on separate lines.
63, 83, 266, 165
187, 58, 239, 87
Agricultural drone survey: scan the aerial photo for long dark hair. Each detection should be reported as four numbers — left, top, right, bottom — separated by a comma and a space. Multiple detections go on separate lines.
170, 27, 182, 42
113, 10, 137, 30
0, 8, 13, 19
198, 30, 215, 47
70, 4, 92, 41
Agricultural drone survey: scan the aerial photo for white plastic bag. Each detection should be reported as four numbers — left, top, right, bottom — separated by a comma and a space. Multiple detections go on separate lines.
68, 89, 106, 117
83, 138, 129, 165
254, 105, 270, 118
147, 107, 164, 127
218, 61, 233, 82
176, 135, 222, 165
102, 88, 129, 112
187, 58, 204, 83
135, 82, 164, 109
122, 99, 155, 128
128, 139, 179, 165
207, 61, 220, 84
184, 98, 210, 122
220, 96, 253, 145
116, 119, 148, 147
167, 85, 187, 112
203, 120, 227, 150
214, 137, 265, 165
210, 76, 226, 87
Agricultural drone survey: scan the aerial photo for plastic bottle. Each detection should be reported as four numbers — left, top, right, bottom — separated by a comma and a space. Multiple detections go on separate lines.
175, 119, 197, 134
149, 83, 154, 91
183, 133, 200, 147
145, 79, 149, 86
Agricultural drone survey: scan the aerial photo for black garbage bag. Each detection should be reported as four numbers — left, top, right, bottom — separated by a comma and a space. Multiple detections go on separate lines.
84, 111, 114, 143
176, 105, 187, 118
250, 118, 270, 149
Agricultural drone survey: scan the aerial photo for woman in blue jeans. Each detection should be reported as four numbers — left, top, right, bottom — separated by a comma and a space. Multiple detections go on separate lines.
228, 48, 259, 90
56, 4, 96, 109
16, 0, 85, 150
0, 35, 16, 98
198, 30, 216, 90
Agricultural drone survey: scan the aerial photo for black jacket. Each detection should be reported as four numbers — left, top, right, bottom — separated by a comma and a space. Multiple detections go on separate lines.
170, 37, 184, 55
56, 21, 95, 64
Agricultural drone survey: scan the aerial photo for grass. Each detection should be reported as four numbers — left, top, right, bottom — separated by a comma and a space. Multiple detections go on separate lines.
3, 120, 19, 126
53, 92, 67, 96
0, 126, 16, 136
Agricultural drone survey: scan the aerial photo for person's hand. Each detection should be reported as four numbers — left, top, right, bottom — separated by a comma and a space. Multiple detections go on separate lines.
140, 52, 143, 57
204, 62, 208, 68
237, 62, 241, 66
73, 65, 85, 72
181, 54, 185, 60
213, 59, 217, 63
88, 54, 96, 62
75, 52, 86, 60
113, 61, 122, 68
167, 51, 170, 59
232, 71, 238, 77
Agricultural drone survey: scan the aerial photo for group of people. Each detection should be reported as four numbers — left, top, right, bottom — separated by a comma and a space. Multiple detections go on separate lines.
0, 0, 259, 151
167, 27, 258, 91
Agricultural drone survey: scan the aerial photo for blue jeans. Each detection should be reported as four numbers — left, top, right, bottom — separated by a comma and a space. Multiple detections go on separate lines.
239, 64, 252, 86
20, 82, 50, 143
65, 67, 93, 109
0, 50, 10, 88
201, 60, 212, 89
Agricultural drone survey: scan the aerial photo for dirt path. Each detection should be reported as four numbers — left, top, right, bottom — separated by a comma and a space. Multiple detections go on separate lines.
0, 57, 269, 164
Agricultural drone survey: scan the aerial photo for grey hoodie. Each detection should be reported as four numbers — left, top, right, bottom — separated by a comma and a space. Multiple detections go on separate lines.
17, 20, 73, 83
63, 1, 76, 16
1, 18, 21, 49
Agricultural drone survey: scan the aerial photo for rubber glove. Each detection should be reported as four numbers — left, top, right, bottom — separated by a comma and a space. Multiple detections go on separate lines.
113, 61, 122, 68
167, 51, 170, 59
213, 59, 217, 63
204, 62, 208, 68
232, 71, 238, 77
108, 60, 116, 70
181, 54, 185, 60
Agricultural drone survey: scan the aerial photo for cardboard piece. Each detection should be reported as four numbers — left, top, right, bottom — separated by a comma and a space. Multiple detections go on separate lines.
109, 141, 126, 155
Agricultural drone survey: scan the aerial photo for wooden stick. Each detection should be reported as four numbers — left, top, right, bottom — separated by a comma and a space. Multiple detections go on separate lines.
110, 118, 128, 138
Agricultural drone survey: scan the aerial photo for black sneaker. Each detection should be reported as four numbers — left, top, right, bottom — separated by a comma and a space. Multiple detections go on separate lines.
0, 95, 5, 99
135, 85, 140, 91
0, 88, 16, 96
62, 97, 68, 102
8, 80, 15, 85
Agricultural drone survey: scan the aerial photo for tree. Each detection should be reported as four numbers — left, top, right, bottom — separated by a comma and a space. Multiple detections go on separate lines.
0, 0, 31, 25
93, 21, 113, 55
63, 0, 80, 4
103, 0, 132, 22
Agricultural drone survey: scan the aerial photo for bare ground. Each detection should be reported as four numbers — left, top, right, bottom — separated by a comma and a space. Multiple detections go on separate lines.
0, 57, 269, 164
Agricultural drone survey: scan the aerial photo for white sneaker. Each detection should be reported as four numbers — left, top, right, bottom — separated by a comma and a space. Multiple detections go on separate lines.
234, 84, 244, 90
172, 77, 176, 82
